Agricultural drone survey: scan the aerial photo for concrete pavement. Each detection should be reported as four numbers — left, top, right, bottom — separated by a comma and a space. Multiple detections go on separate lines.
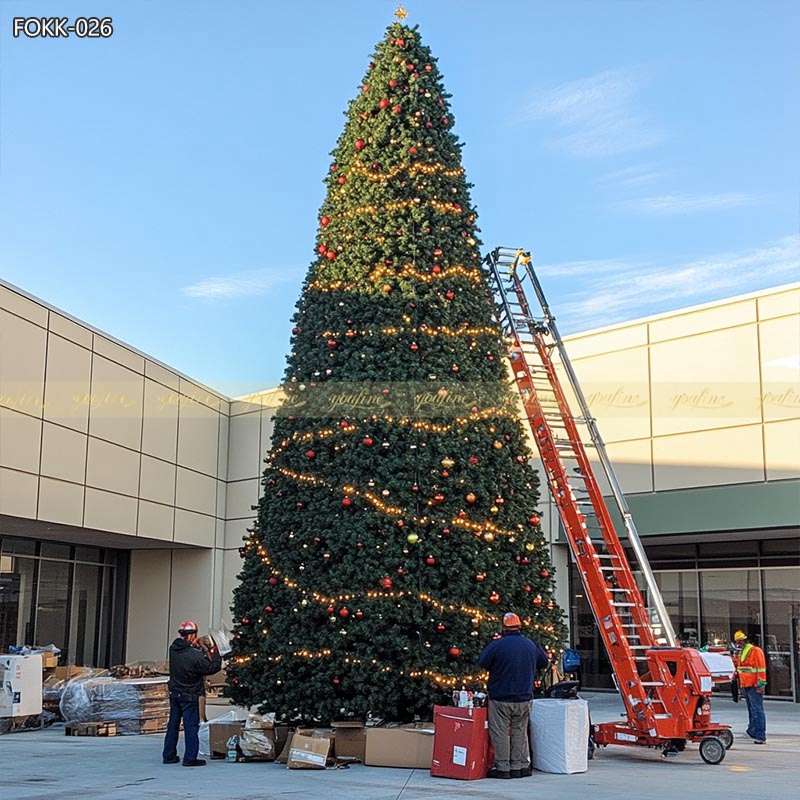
0, 693, 797, 800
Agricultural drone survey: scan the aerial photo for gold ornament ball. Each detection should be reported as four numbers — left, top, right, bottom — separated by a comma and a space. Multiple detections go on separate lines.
490, 505, 499, 514
466, 492, 477, 504
483, 532, 495, 542
526, 542, 536, 551
441, 457, 455, 468
407, 533, 419, 545
493, 441, 504, 450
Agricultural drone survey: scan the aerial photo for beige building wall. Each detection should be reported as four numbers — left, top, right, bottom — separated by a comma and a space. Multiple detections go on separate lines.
0, 282, 231, 661
558, 283, 800, 497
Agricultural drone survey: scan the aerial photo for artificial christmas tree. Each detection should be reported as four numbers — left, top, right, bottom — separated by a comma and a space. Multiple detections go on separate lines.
227, 15, 566, 723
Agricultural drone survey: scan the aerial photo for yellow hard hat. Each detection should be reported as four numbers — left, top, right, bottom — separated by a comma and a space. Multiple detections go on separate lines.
733, 630, 747, 641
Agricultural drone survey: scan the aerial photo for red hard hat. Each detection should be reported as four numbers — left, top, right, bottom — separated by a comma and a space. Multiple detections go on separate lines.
503, 612, 522, 629
178, 620, 199, 634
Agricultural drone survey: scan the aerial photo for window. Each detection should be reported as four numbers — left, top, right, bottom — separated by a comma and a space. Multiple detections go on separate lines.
762, 568, 800, 698
0, 536, 125, 667
699, 570, 760, 648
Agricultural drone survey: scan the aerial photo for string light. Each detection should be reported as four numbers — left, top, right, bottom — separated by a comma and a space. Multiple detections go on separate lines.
349, 160, 464, 182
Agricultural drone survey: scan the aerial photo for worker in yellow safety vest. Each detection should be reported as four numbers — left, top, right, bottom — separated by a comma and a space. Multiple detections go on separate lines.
733, 630, 767, 744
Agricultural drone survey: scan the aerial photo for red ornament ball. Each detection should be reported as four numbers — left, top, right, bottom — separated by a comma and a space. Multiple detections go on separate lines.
327, 605, 335, 613
380, 576, 393, 589
333, 678, 340, 685
432, 264, 442, 274
469, 456, 479, 465
379, 97, 390, 108
448, 647, 461, 657
445, 291, 455, 300
337, 176, 346, 185
392, 105, 402, 114
426, 556, 436, 566
327, 339, 337, 347
268, 577, 278, 586
355, 139, 365, 150
529, 515, 541, 526
264, 606, 273, 613
362, 436, 374, 447
317, 244, 327, 255
326, 250, 337, 261
320, 216, 330, 227
292, 326, 301, 334
339, 608, 349, 618
410, 342, 419, 352
540, 569, 549, 578
489, 591, 501, 604
306, 449, 316, 459
342, 497, 352, 508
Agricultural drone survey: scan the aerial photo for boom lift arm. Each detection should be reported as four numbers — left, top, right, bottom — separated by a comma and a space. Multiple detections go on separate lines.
484, 247, 734, 764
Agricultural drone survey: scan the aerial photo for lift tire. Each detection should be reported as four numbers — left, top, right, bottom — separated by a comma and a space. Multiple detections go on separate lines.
718, 729, 734, 750
699, 736, 726, 765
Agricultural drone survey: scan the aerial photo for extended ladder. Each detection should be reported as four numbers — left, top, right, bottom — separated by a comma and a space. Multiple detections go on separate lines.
485, 247, 680, 736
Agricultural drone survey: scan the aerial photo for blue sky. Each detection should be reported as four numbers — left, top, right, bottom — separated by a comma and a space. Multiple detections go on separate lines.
1, 0, 798, 395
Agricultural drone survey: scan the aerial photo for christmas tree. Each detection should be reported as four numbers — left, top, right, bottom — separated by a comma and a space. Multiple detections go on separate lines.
227, 15, 566, 723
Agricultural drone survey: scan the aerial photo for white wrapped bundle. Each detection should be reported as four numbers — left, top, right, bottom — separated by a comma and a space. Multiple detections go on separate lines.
530, 698, 589, 774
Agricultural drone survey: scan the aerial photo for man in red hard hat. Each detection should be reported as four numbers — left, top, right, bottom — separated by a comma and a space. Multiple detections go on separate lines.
733, 630, 767, 744
478, 612, 550, 779
162, 620, 221, 766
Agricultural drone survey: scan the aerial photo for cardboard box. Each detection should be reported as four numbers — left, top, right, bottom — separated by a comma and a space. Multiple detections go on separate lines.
287, 732, 331, 769
365, 723, 435, 769
239, 723, 290, 762
431, 705, 490, 780
209, 720, 246, 759
40, 653, 58, 670
54, 666, 90, 682
332, 721, 366, 761
276, 730, 294, 763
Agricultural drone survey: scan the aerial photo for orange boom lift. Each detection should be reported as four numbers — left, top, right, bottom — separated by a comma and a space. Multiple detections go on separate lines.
485, 247, 733, 764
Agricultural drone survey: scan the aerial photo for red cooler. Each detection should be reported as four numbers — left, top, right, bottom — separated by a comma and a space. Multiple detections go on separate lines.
431, 705, 490, 780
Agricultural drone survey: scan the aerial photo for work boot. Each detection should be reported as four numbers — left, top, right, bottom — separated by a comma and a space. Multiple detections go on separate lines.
183, 759, 206, 767
519, 766, 533, 777
162, 756, 180, 764
487, 769, 511, 779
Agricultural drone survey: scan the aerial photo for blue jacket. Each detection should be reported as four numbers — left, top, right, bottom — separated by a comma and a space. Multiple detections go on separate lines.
477, 631, 549, 702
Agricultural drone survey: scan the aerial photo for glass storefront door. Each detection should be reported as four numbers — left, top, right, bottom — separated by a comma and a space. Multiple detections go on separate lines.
699, 569, 760, 649
762, 568, 800, 698
0, 537, 127, 667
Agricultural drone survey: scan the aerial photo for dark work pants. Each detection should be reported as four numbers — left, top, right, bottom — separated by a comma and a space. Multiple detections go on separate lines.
488, 699, 532, 772
742, 686, 767, 741
162, 691, 201, 764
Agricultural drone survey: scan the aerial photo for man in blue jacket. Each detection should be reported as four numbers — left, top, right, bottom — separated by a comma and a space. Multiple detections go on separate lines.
478, 612, 549, 779
162, 620, 222, 767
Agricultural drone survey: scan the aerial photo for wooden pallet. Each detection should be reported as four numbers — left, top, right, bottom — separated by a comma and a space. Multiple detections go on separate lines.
65, 721, 117, 737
